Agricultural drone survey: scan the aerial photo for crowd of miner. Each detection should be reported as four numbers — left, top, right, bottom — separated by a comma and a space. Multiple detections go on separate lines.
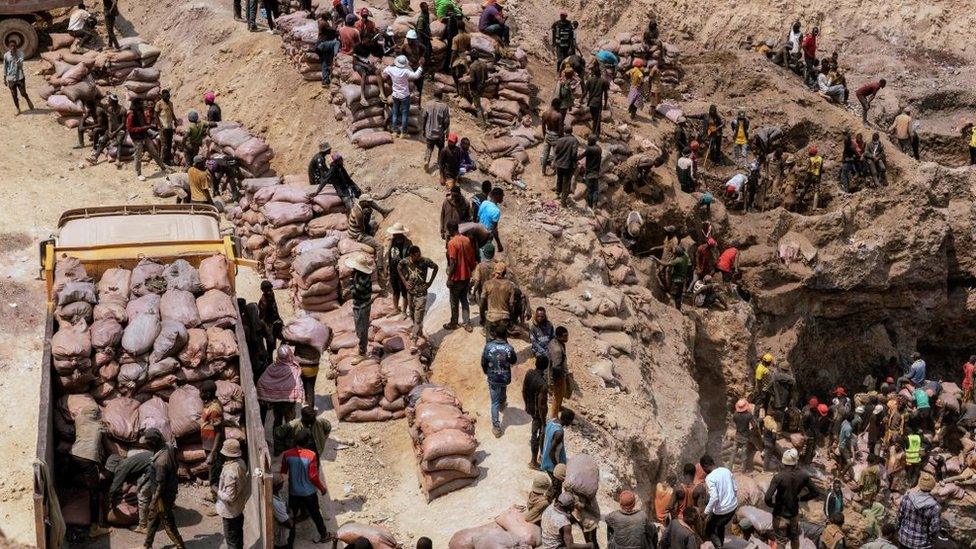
8, 2, 976, 549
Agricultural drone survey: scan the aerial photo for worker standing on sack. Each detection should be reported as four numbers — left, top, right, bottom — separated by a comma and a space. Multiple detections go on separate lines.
551, 11, 577, 74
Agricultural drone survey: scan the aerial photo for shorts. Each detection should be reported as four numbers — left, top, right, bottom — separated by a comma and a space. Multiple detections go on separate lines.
426, 136, 444, 150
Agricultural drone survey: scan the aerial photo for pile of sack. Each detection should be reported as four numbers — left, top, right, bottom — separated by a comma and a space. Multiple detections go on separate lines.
331, 76, 420, 149
277, 11, 328, 82
320, 298, 427, 422
406, 384, 479, 500
51, 255, 247, 482
122, 67, 162, 103
594, 32, 683, 86
40, 35, 161, 88
223, 174, 348, 287
448, 506, 542, 549
209, 122, 276, 178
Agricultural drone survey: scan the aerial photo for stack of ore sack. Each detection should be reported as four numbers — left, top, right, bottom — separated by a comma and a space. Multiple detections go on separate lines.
406, 384, 479, 500
448, 506, 543, 549
51, 255, 246, 491
40, 35, 161, 89
52, 255, 246, 527
321, 298, 427, 422
223, 175, 348, 287
595, 32, 683, 86
331, 62, 421, 149
121, 67, 162, 103
170, 119, 275, 176
276, 11, 328, 82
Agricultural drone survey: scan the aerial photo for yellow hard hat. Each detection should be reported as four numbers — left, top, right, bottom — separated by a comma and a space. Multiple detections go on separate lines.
761, 353, 775, 364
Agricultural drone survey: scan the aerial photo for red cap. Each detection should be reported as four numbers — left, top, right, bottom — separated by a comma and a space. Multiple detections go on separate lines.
808, 146, 818, 156
633, 58, 645, 68
817, 403, 829, 416
707, 238, 717, 247
808, 397, 819, 409
359, 7, 371, 16
834, 386, 846, 396
885, 376, 895, 383
447, 133, 459, 143
690, 140, 700, 151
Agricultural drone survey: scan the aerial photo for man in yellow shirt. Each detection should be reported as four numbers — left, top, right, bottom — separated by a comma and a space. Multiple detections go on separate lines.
153, 90, 176, 165
731, 111, 750, 168
796, 146, 823, 211
753, 353, 774, 415
186, 156, 213, 205
625, 59, 646, 119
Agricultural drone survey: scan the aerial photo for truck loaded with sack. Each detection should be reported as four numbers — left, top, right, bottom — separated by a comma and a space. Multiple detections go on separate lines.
33, 204, 275, 549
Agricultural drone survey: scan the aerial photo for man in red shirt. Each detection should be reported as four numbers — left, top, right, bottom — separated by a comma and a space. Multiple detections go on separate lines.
716, 246, 739, 283
801, 27, 819, 86
855, 79, 886, 123
692, 237, 717, 288
445, 221, 478, 332
338, 14, 360, 54
963, 356, 975, 403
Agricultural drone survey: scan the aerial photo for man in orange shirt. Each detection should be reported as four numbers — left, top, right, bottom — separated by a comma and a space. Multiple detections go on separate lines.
963, 355, 975, 403
445, 221, 478, 331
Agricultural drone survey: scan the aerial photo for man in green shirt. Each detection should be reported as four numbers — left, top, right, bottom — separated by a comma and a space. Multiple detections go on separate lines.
654, 245, 690, 310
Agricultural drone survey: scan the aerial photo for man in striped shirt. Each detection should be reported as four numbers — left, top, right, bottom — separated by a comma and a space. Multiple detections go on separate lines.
280, 434, 330, 544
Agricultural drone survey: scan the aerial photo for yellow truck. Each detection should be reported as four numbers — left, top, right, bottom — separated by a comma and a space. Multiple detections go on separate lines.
33, 204, 273, 548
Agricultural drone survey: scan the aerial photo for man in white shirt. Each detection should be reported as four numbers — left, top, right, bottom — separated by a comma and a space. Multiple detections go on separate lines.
701, 454, 738, 548
382, 55, 423, 138
67, 3, 94, 50
216, 440, 250, 549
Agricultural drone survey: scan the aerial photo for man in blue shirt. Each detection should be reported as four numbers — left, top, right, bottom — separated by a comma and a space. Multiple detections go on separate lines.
906, 352, 926, 386
482, 324, 517, 437
478, 186, 505, 254
541, 409, 576, 474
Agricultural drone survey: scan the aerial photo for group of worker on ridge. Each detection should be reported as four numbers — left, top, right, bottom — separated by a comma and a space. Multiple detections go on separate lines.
13, 2, 976, 549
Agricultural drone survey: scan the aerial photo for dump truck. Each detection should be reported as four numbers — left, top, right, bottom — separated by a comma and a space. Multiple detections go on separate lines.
0, 0, 77, 58
33, 204, 274, 548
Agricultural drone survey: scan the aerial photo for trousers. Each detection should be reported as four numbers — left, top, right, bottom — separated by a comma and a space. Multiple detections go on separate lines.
288, 494, 328, 539
448, 280, 471, 325
133, 137, 167, 176
704, 510, 735, 548
391, 96, 410, 133
353, 302, 370, 354
556, 168, 574, 202
224, 514, 245, 549
408, 293, 427, 339
145, 499, 186, 548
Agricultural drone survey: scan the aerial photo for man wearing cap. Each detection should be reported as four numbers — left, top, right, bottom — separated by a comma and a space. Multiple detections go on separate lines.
423, 89, 451, 170
355, 8, 378, 43
384, 222, 413, 313
751, 353, 775, 413
731, 398, 756, 472
897, 472, 940, 549
605, 491, 657, 549
551, 12, 576, 73
541, 492, 591, 549
524, 473, 551, 524
479, 0, 510, 46
765, 448, 819, 549
216, 439, 249, 549
402, 29, 427, 95
439, 133, 463, 186
730, 111, 750, 168
204, 91, 222, 124
187, 155, 214, 205
308, 141, 334, 191
801, 400, 829, 464
183, 109, 208, 166
383, 55, 423, 138
339, 14, 361, 54
341, 253, 375, 358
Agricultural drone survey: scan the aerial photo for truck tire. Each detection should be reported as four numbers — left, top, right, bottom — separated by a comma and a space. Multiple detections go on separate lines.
0, 18, 38, 59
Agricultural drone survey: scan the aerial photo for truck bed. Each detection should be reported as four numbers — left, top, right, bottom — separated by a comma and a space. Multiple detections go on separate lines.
0, 0, 76, 15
